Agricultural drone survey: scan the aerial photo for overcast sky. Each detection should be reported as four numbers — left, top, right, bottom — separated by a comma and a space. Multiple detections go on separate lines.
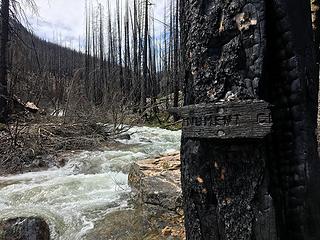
24, 0, 167, 50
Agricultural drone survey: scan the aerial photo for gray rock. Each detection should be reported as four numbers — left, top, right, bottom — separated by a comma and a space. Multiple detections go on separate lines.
117, 134, 131, 140
0, 217, 50, 240
128, 152, 182, 213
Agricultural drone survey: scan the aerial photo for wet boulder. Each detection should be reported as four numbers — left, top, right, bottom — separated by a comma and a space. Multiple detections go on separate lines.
0, 217, 50, 240
116, 134, 131, 140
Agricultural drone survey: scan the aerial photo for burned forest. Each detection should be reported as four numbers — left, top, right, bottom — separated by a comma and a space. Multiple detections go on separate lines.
0, 0, 182, 122
0, 0, 320, 240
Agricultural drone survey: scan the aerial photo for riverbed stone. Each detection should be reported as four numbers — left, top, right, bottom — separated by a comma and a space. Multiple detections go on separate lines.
86, 208, 185, 240
128, 152, 182, 213
116, 133, 131, 140
0, 217, 50, 240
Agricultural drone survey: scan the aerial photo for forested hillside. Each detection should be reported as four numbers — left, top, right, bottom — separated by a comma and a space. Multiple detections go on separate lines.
9, 20, 85, 110
0, 0, 183, 179
6, 0, 182, 122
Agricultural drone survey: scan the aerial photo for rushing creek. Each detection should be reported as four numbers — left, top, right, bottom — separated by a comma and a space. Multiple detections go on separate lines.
0, 126, 181, 239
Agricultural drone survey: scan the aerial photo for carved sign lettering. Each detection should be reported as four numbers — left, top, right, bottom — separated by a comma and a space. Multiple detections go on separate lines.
171, 100, 272, 139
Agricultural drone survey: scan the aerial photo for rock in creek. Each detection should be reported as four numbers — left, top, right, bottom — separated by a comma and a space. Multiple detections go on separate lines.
116, 133, 131, 140
125, 152, 185, 239
88, 152, 185, 240
0, 217, 50, 240
128, 152, 182, 213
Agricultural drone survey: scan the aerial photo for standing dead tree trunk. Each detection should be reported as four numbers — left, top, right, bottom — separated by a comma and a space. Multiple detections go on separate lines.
124, 0, 132, 99
141, 0, 148, 112
117, 0, 124, 95
173, 0, 179, 110
180, 0, 320, 239
311, 0, 320, 62
0, 0, 10, 123
131, 0, 140, 108
84, 0, 91, 101
97, 3, 104, 105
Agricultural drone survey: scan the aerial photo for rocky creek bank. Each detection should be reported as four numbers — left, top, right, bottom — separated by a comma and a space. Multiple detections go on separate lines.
87, 152, 185, 240
0, 121, 132, 176
128, 152, 185, 239
0, 153, 185, 240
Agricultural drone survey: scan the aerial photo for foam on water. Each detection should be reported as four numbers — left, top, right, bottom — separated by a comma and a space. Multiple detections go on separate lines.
0, 126, 181, 239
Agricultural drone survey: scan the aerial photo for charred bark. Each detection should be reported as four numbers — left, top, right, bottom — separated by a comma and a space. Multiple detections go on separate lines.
265, 1, 320, 239
141, 0, 148, 112
180, 0, 320, 239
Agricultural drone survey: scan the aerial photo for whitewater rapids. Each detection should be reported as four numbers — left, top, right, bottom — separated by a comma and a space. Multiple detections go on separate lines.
0, 126, 181, 239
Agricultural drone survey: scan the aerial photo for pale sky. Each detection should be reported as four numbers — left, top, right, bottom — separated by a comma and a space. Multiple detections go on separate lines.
23, 0, 168, 50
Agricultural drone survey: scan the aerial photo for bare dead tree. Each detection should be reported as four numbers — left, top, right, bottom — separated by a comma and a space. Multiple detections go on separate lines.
141, 0, 149, 112
0, 0, 10, 123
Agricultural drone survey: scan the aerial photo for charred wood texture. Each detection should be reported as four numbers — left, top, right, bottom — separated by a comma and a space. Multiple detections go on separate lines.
180, 0, 320, 239
265, 0, 320, 239
311, 0, 320, 64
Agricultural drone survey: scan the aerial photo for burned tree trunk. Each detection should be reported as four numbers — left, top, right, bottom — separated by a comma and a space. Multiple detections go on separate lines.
311, 0, 320, 63
141, 0, 149, 112
265, 1, 320, 239
173, 0, 180, 110
0, 0, 10, 123
180, 0, 320, 239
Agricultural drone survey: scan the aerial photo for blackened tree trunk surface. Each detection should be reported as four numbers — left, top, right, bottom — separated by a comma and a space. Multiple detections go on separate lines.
0, 0, 10, 123
141, 0, 148, 112
173, 0, 180, 110
311, 0, 320, 65
180, 0, 320, 239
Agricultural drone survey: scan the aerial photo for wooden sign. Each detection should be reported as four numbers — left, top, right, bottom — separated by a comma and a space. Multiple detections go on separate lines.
171, 100, 272, 139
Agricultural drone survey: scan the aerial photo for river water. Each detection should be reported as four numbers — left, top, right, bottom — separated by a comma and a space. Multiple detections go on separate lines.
0, 126, 181, 239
